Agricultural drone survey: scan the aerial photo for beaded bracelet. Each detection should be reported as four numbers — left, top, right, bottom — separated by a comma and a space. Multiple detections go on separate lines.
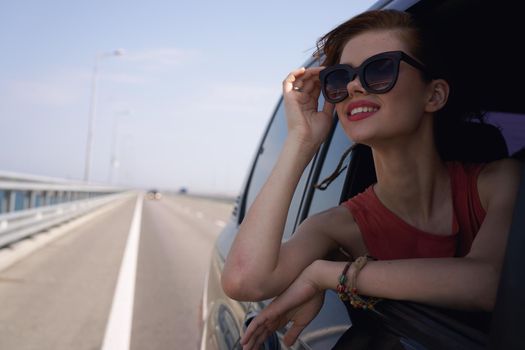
337, 255, 381, 310
336, 261, 352, 301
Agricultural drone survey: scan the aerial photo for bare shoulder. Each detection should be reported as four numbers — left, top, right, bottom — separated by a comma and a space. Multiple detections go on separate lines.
307, 205, 357, 232
306, 204, 367, 259
479, 158, 522, 178
478, 158, 523, 210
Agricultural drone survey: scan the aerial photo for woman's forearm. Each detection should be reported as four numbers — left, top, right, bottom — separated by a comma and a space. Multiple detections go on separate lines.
311, 257, 498, 311
222, 136, 319, 299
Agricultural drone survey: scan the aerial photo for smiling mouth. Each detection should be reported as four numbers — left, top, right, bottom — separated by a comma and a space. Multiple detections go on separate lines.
349, 106, 379, 116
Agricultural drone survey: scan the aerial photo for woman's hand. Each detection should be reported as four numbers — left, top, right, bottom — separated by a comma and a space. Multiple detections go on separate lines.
283, 67, 335, 149
240, 266, 325, 349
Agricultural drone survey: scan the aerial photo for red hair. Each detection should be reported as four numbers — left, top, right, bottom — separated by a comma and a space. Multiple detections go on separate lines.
315, 10, 423, 67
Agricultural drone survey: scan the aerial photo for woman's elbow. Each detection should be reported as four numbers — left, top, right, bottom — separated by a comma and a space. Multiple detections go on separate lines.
475, 287, 497, 312
221, 272, 244, 300
221, 268, 268, 301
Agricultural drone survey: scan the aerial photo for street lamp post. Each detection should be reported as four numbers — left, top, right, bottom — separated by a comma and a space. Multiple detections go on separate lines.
109, 109, 131, 184
83, 49, 124, 183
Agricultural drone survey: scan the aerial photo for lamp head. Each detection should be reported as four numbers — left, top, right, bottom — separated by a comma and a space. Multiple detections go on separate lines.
113, 49, 125, 56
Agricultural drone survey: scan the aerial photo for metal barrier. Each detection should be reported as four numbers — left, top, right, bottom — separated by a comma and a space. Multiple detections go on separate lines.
0, 170, 131, 248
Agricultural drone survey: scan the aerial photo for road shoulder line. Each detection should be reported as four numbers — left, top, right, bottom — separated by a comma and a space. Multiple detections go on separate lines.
101, 194, 143, 350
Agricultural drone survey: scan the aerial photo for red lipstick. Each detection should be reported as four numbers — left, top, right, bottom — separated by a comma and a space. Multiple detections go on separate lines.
346, 100, 380, 122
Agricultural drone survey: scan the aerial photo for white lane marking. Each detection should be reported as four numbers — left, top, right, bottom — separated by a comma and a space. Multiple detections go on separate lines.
201, 267, 210, 322
101, 194, 143, 350
169, 198, 229, 228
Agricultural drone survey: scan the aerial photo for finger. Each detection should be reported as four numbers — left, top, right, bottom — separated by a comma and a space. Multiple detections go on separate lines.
299, 67, 323, 85
283, 67, 306, 92
241, 326, 262, 350
242, 332, 258, 350
322, 99, 335, 116
309, 80, 322, 99
240, 330, 254, 349
243, 323, 271, 350
240, 318, 264, 346
284, 66, 324, 93
243, 314, 276, 349
242, 336, 258, 350
252, 328, 271, 350
304, 66, 325, 79
299, 78, 315, 94
249, 323, 268, 345
301, 80, 323, 100
240, 318, 261, 346
294, 68, 325, 97
240, 325, 253, 345
283, 322, 307, 347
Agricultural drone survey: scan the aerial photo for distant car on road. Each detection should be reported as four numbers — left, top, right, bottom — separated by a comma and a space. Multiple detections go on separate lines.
146, 189, 162, 200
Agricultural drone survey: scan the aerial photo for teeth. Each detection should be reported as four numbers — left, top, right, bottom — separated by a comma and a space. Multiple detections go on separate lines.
350, 106, 378, 116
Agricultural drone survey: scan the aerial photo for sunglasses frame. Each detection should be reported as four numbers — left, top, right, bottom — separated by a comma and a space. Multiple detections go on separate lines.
319, 50, 427, 103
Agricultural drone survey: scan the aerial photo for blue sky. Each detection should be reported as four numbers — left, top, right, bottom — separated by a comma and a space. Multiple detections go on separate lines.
0, 0, 376, 195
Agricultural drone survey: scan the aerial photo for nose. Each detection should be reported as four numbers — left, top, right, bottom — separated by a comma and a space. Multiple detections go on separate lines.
346, 75, 366, 98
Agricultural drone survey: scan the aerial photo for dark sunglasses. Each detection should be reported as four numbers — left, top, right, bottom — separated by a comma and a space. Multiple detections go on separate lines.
319, 50, 427, 103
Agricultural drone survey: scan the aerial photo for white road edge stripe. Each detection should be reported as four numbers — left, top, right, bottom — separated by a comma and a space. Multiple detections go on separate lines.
101, 194, 143, 350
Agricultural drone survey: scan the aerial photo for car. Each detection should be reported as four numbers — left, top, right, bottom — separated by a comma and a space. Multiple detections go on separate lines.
146, 189, 162, 200
199, 0, 525, 349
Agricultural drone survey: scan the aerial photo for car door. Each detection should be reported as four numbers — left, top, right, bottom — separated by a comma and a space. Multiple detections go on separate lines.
202, 87, 319, 350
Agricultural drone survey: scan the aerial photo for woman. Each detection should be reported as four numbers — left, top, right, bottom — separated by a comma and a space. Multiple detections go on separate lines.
221, 10, 521, 349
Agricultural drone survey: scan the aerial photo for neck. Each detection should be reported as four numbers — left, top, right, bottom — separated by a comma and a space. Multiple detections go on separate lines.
370, 129, 450, 227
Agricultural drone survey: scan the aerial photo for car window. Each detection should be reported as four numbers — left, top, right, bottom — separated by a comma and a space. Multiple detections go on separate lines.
307, 121, 353, 217
243, 100, 314, 240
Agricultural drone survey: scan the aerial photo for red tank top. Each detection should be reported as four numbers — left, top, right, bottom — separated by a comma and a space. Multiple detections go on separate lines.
342, 162, 486, 259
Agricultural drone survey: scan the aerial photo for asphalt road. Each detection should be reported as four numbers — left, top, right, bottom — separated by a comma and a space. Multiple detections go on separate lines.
0, 194, 233, 350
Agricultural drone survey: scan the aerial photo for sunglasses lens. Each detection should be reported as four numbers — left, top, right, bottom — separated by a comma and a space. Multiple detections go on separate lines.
324, 69, 352, 102
322, 54, 401, 102
364, 58, 396, 92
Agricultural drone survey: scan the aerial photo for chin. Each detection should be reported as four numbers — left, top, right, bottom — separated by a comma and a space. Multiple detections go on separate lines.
342, 126, 375, 145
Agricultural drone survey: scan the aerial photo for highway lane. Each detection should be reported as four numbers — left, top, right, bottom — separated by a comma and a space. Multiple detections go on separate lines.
0, 196, 135, 350
0, 194, 233, 350
131, 195, 233, 350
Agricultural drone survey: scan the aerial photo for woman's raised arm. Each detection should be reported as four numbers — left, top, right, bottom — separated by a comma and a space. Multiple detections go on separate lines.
221, 67, 336, 301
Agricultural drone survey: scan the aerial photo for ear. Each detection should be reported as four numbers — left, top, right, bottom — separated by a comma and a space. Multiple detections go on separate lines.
424, 79, 449, 113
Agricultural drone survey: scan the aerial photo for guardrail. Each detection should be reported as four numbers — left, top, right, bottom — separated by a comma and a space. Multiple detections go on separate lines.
0, 170, 130, 248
